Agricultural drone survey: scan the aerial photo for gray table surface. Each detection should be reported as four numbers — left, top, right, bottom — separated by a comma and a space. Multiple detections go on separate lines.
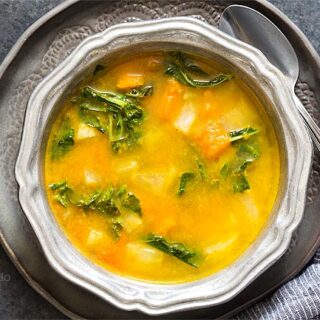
0, 0, 319, 319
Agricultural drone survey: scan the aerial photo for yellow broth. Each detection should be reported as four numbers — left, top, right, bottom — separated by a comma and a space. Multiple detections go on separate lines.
45, 52, 280, 283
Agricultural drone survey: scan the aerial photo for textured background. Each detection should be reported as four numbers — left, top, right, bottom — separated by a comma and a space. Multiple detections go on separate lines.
0, 0, 319, 319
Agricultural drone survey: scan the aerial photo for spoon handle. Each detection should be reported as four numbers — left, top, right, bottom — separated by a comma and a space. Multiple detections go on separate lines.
293, 94, 320, 151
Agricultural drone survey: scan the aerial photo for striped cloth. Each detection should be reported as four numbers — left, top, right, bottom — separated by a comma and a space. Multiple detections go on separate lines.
236, 249, 320, 319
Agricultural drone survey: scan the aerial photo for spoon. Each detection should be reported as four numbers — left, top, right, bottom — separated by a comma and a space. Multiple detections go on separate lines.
219, 5, 320, 151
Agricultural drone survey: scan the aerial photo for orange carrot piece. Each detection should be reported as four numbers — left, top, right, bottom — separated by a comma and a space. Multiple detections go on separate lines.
161, 78, 184, 121
193, 121, 230, 159
117, 74, 144, 89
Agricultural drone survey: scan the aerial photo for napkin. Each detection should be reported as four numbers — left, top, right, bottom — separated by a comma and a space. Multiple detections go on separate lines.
236, 249, 320, 319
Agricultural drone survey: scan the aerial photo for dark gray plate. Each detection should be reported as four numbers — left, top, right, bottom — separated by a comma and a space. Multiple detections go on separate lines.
0, 0, 319, 319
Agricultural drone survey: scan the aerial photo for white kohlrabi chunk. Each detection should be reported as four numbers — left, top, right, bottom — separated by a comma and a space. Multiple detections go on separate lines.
174, 103, 196, 134
77, 123, 98, 140
83, 169, 100, 185
87, 229, 104, 246
126, 242, 164, 264
122, 214, 142, 233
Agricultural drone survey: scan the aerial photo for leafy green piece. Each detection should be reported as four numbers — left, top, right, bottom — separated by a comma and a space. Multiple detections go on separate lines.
50, 182, 141, 240
145, 234, 199, 267
73, 86, 144, 153
196, 158, 206, 181
51, 118, 75, 160
170, 51, 208, 76
237, 142, 260, 160
220, 140, 260, 193
233, 174, 250, 193
221, 162, 250, 193
220, 163, 230, 180
110, 221, 123, 240
78, 108, 107, 133
165, 62, 233, 88
229, 127, 258, 142
79, 102, 108, 113
81, 86, 129, 109
89, 188, 120, 216
93, 64, 105, 75
76, 190, 101, 207
49, 181, 68, 190
49, 181, 72, 207
177, 172, 195, 196
125, 86, 153, 98
122, 193, 142, 216
50, 182, 142, 217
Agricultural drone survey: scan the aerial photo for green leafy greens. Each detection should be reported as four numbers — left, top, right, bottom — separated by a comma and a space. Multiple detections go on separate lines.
110, 221, 123, 240
49, 181, 73, 207
170, 52, 209, 76
177, 172, 195, 196
72, 86, 148, 153
220, 140, 260, 193
229, 127, 258, 142
196, 158, 207, 181
145, 234, 199, 267
125, 85, 153, 98
50, 183, 142, 239
51, 118, 75, 160
165, 52, 233, 88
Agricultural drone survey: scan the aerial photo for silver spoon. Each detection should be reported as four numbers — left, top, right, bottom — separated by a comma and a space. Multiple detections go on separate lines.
219, 5, 320, 151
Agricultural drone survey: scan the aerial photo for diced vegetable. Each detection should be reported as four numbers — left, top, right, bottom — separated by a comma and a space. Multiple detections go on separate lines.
117, 74, 144, 89
174, 103, 196, 134
115, 160, 138, 173
51, 118, 75, 160
160, 78, 184, 121
83, 170, 100, 185
133, 171, 176, 193
193, 121, 230, 159
126, 242, 164, 264
87, 229, 104, 245
145, 234, 199, 267
122, 214, 142, 233
77, 123, 99, 140
177, 172, 195, 196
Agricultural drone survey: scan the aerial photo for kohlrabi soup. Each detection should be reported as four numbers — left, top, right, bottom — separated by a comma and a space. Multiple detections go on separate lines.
45, 51, 280, 283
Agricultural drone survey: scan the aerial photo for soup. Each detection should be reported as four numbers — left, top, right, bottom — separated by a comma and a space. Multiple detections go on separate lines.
45, 52, 280, 283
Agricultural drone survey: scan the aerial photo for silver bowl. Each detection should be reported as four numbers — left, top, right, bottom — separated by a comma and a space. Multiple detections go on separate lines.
15, 17, 312, 315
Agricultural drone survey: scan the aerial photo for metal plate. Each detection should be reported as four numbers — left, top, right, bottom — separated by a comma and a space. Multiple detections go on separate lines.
0, 0, 319, 318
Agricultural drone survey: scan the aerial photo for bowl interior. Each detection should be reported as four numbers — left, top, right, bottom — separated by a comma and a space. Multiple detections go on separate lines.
40, 41, 287, 283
